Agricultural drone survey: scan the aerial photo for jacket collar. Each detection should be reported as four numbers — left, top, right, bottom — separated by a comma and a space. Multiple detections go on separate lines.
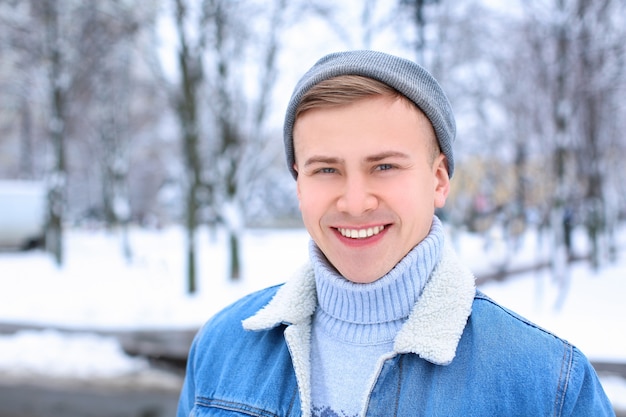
242, 241, 475, 366
242, 263, 318, 328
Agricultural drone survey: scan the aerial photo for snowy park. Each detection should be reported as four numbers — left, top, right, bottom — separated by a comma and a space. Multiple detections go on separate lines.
1, 0, 626, 416
0, 223, 625, 414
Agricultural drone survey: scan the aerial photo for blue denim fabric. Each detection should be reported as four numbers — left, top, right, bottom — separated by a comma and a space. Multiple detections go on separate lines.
177, 285, 302, 417
177, 287, 615, 417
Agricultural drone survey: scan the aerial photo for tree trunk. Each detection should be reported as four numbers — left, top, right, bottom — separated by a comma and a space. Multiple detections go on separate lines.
576, 0, 608, 270
174, 0, 205, 293
550, 0, 572, 306
186, 224, 197, 294
228, 232, 240, 281
43, 0, 66, 267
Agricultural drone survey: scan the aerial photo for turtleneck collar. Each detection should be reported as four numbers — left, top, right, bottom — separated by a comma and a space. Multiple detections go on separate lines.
310, 216, 444, 344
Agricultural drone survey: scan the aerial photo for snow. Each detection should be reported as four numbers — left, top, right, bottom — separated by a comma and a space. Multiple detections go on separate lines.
0, 329, 147, 379
0, 224, 624, 410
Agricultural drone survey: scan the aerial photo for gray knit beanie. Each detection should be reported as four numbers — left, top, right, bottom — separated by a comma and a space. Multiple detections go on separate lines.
283, 50, 456, 178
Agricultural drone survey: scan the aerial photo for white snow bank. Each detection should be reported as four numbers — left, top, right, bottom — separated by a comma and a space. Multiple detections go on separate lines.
0, 329, 147, 379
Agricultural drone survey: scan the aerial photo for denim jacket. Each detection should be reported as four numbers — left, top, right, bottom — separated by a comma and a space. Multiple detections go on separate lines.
177, 243, 614, 417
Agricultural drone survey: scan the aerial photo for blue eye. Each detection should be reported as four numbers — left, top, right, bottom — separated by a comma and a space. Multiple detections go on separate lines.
318, 167, 336, 174
376, 164, 393, 171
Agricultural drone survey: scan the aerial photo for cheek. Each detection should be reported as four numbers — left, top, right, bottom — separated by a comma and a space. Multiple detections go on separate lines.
387, 175, 434, 214
384, 175, 423, 202
298, 181, 340, 229
297, 182, 320, 214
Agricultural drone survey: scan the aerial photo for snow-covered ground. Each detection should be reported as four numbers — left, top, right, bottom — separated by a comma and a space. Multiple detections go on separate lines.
0, 224, 624, 410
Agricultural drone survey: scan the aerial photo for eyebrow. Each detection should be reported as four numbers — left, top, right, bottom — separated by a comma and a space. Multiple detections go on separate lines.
365, 151, 411, 163
303, 156, 344, 168
303, 151, 410, 168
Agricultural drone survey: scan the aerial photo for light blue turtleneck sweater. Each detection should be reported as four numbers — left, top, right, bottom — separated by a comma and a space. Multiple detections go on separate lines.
309, 217, 444, 417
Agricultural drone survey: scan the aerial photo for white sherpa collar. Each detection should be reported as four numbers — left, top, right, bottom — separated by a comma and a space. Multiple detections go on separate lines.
242, 264, 318, 329
393, 242, 475, 364
242, 241, 475, 366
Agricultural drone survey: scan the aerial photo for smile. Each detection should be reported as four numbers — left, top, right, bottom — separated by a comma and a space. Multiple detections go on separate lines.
337, 225, 385, 239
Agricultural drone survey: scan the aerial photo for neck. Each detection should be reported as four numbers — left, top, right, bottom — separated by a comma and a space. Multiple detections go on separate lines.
310, 216, 444, 344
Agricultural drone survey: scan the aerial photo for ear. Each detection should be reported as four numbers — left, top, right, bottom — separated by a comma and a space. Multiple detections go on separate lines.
433, 154, 450, 208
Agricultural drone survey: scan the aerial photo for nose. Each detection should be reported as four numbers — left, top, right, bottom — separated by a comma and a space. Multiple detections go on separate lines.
336, 173, 378, 216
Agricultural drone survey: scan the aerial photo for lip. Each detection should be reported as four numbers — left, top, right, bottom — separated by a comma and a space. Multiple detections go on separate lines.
332, 224, 389, 246
337, 225, 385, 238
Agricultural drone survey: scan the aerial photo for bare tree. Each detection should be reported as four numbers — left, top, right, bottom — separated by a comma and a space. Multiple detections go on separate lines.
399, 0, 441, 64
203, 0, 243, 280
172, 0, 209, 293
499, 0, 626, 298
16, 0, 166, 249
524, 0, 625, 271
203, 0, 291, 280
572, 0, 623, 269
38, 0, 68, 266
87, 3, 139, 260
0, 3, 45, 180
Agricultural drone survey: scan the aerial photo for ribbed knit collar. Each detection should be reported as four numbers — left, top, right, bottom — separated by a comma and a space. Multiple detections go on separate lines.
310, 216, 444, 344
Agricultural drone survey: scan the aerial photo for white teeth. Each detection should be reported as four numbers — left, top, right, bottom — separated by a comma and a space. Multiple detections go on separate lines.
338, 225, 385, 239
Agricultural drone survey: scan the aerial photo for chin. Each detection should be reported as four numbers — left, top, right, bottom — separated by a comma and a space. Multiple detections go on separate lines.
342, 271, 384, 284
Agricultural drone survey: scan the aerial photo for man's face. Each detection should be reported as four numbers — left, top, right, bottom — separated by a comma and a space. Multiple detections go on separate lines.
293, 95, 450, 284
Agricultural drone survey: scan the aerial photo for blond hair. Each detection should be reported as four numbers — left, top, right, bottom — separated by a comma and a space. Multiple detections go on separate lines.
295, 75, 440, 162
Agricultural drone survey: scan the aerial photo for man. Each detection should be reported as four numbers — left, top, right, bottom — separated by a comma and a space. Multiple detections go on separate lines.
177, 51, 614, 416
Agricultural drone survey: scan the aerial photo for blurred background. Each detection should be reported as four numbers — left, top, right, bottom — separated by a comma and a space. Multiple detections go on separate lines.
0, 0, 625, 416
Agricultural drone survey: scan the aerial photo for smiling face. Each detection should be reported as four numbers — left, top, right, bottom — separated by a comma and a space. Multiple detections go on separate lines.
293, 95, 450, 283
